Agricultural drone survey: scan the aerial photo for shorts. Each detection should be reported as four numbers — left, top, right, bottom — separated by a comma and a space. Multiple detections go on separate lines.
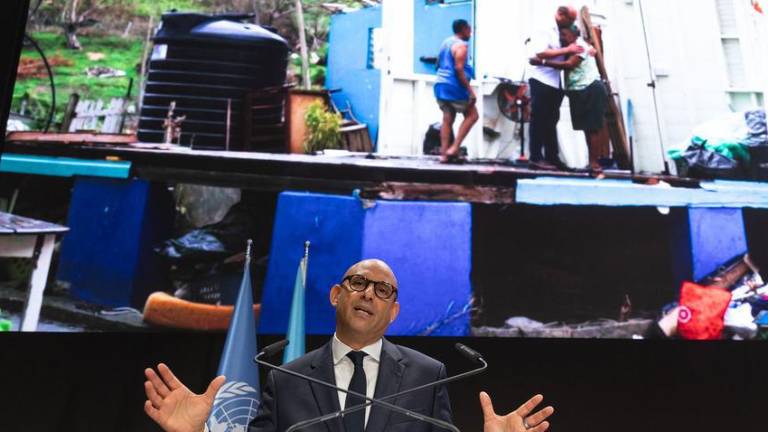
437, 99, 471, 115
567, 80, 608, 132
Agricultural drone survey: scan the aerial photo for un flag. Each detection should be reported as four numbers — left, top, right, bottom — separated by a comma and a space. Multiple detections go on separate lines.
207, 241, 260, 432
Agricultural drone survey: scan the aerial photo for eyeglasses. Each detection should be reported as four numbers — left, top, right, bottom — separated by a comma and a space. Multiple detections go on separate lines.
342, 274, 398, 301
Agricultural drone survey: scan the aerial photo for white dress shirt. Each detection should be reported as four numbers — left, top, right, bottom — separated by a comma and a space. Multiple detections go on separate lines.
527, 20, 565, 89
331, 333, 382, 427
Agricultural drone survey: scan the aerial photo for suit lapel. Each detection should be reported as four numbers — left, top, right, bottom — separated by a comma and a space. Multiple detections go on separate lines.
308, 342, 344, 432
365, 339, 405, 432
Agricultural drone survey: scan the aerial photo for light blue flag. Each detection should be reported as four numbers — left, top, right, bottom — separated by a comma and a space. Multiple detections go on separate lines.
283, 242, 309, 363
207, 240, 260, 432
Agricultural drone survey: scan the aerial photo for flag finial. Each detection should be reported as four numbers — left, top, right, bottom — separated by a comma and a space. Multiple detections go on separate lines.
304, 240, 310, 259
246, 239, 253, 260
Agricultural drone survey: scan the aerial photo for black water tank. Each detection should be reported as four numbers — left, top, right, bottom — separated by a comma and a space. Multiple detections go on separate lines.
137, 13, 289, 150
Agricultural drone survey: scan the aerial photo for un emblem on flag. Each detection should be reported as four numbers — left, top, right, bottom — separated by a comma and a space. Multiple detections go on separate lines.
208, 381, 260, 432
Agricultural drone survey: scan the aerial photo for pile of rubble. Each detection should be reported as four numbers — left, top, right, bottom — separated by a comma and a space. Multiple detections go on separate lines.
474, 255, 768, 340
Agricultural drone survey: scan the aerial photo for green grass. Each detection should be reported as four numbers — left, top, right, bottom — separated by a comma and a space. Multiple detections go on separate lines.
134, 0, 206, 17
13, 31, 144, 129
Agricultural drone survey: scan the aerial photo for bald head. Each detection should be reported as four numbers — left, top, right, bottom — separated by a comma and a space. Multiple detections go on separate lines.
556, 6, 578, 28
332, 258, 400, 349
342, 259, 398, 288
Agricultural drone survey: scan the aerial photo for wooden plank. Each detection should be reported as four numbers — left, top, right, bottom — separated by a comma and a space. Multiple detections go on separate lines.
135, 165, 381, 193
102, 98, 127, 133
0, 236, 38, 257
0, 212, 69, 235
67, 97, 127, 134
360, 182, 516, 204
698, 255, 751, 289
60, 93, 80, 133
20, 234, 56, 331
6, 131, 136, 145
581, 6, 631, 170
3, 138, 705, 190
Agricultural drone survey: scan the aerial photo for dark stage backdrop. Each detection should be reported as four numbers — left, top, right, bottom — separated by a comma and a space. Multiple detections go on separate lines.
0, 332, 765, 432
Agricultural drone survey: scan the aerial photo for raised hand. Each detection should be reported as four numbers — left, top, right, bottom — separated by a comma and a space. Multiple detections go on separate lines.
144, 363, 226, 432
480, 392, 554, 432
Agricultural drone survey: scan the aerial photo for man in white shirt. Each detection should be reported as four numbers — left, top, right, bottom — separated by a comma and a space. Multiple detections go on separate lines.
527, 6, 584, 170
144, 259, 554, 432
530, 25, 608, 172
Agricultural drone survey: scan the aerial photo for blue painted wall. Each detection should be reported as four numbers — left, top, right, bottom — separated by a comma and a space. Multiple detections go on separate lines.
670, 207, 748, 290
413, 1, 473, 75
326, 6, 382, 146
259, 192, 472, 336
57, 178, 174, 307
688, 208, 747, 281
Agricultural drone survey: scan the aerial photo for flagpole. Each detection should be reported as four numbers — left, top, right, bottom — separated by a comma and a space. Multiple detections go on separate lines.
207, 238, 261, 430
284, 241, 309, 363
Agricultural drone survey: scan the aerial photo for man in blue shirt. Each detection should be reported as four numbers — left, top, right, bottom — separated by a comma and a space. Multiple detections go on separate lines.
434, 19, 479, 163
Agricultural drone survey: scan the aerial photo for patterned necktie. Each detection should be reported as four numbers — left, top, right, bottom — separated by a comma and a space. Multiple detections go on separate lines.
343, 351, 368, 432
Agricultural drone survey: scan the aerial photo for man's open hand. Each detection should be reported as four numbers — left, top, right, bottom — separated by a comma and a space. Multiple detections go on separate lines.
480, 392, 554, 432
144, 363, 225, 432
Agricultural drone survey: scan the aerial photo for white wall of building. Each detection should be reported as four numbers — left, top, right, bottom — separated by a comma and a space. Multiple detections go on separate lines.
377, 0, 768, 173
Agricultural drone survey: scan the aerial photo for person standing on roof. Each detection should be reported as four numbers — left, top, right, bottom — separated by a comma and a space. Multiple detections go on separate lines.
434, 19, 479, 163
530, 25, 608, 173
526, 6, 585, 171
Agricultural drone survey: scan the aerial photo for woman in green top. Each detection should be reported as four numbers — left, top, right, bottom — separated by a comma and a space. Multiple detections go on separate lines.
530, 25, 608, 172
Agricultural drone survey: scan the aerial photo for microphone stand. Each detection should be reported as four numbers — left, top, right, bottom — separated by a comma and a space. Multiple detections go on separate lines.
253, 340, 480, 432
253, 341, 487, 432
286, 343, 487, 432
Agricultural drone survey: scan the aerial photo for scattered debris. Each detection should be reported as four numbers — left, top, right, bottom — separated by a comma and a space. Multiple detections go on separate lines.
619, 294, 632, 322
0, 283, 146, 331
669, 109, 768, 180
68, 97, 129, 133
85, 65, 125, 77
16, 55, 73, 79
86, 51, 105, 61
473, 319, 653, 338
670, 255, 765, 340
6, 131, 135, 145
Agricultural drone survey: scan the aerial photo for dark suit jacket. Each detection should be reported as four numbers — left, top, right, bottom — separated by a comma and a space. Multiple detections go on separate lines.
248, 338, 453, 432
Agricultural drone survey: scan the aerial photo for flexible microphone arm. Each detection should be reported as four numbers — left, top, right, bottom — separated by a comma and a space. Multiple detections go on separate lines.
253, 340, 462, 432
284, 342, 487, 432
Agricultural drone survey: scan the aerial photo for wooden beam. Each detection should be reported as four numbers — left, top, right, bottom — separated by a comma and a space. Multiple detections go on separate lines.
134, 166, 380, 194
6, 131, 136, 145
360, 182, 516, 204
581, 6, 632, 170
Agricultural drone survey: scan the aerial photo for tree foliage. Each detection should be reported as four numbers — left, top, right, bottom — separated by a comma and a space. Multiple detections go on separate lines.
304, 100, 342, 153
27, 0, 373, 83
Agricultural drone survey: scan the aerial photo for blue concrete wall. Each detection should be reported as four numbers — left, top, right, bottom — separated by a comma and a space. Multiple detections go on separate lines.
57, 178, 174, 307
361, 200, 472, 336
413, 1, 473, 75
670, 207, 748, 289
326, 6, 382, 146
259, 192, 472, 336
259, 192, 366, 335
688, 208, 748, 281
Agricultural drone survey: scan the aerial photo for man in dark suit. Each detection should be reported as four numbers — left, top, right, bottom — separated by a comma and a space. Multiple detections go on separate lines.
144, 259, 554, 432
